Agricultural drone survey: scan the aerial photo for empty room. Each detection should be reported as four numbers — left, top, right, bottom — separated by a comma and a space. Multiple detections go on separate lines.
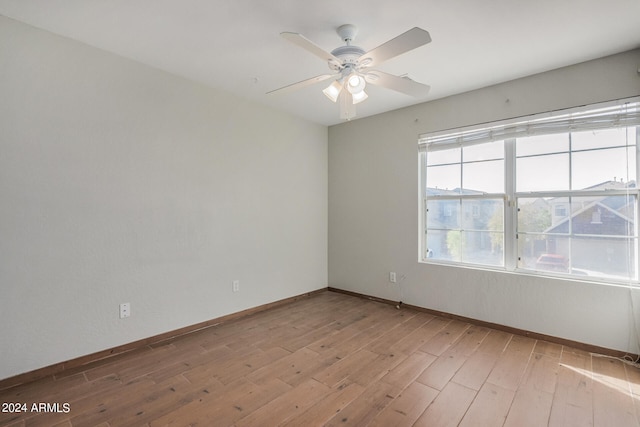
1, 0, 640, 426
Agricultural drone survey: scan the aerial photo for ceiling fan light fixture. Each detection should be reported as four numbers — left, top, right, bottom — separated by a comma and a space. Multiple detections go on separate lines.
271, 25, 432, 121
322, 80, 343, 102
346, 73, 366, 94
351, 89, 368, 104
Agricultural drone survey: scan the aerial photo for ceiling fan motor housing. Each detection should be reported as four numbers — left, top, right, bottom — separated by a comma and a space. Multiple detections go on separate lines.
330, 45, 366, 69
327, 24, 366, 71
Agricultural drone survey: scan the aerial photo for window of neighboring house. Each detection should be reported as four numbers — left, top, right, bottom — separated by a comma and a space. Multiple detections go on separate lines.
554, 205, 567, 217
419, 98, 640, 283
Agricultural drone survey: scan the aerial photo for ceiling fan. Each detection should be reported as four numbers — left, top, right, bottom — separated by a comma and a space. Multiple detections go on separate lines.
268, 24, 432, 120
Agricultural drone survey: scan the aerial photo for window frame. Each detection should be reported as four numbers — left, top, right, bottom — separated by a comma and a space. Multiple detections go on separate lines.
418, 97, 640, 284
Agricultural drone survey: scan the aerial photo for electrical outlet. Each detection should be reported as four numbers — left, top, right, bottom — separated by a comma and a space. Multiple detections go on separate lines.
389, 272, 397, 283
232, 280, 240, 292
119, 302, 130, 319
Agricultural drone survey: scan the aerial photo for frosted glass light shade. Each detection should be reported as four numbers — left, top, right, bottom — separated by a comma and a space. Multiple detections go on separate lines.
322, 80, 343, 102
346, 74, 366, 94
351, 90, 368, 104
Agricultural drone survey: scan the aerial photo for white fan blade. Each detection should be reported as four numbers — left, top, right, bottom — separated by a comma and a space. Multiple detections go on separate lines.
365, 70, 430, 97
281, 32, 342, 65
267, 74, 336, 95
359, 27, 431, 68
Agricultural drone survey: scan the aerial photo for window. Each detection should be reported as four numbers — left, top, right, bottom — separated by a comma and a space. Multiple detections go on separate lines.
423, 140, 505, 266
419, 98, 640, 283
554, 205, 567, 217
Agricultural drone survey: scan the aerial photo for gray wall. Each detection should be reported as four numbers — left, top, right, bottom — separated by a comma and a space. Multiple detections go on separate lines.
329, 49, 640, 353
0, 17, 328, 380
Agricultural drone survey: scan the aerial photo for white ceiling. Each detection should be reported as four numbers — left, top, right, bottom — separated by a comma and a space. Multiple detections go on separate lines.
1, 0, 639, 126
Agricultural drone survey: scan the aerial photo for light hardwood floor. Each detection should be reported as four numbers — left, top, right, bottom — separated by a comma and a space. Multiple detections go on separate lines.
1, 291, 639, 426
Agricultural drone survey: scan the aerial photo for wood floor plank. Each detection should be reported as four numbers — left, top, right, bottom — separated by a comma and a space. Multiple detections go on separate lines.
533, 340, 563, 358
413, 381, 477, 427
67, 376, 161, 426
501, 349, 559, 427
450, 329, 513, 391
323, 308, 419, 359
205, 378, 294, 426
90, 375, 193, 426
486, 335, 536, 391
447, 325, 491, 356
214, 346, 292, 385
520, 352, 559, 394
323, 380, 401, 426
2, 291, 639, 427
504, 387, 553, 427
279, 381, 365, 427
82, 344, 175, 382
141, 345, 229, 384
281, 323, 342, 353
312, 348, 379, 388
177, 345, 253, 385
548, 348, 594, 427
451, 350, 500, 391
458, 381, 515, 427
347, 351, 406, 387
625, 361, 640, 423
476, 329, 513, 354
330, 323, 399, 359
115, 342, 210, 384
234, 378, 331, 426
416, 350, 468, 391
419, 320, 470, 357
369, 381, 439, 427
380, 351, 437, 390
245, 347, 320, 386
390, 317, 451, 356
303, 307, 406, 357
147, 377, 291, 426
626, 360, 640, 398
591, 355, 637, 427
182, 346, 289, 386
365, 312, 433, 354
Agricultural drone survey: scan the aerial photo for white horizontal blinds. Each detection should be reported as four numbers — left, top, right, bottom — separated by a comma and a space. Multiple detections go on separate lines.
419, 99, 640, 152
